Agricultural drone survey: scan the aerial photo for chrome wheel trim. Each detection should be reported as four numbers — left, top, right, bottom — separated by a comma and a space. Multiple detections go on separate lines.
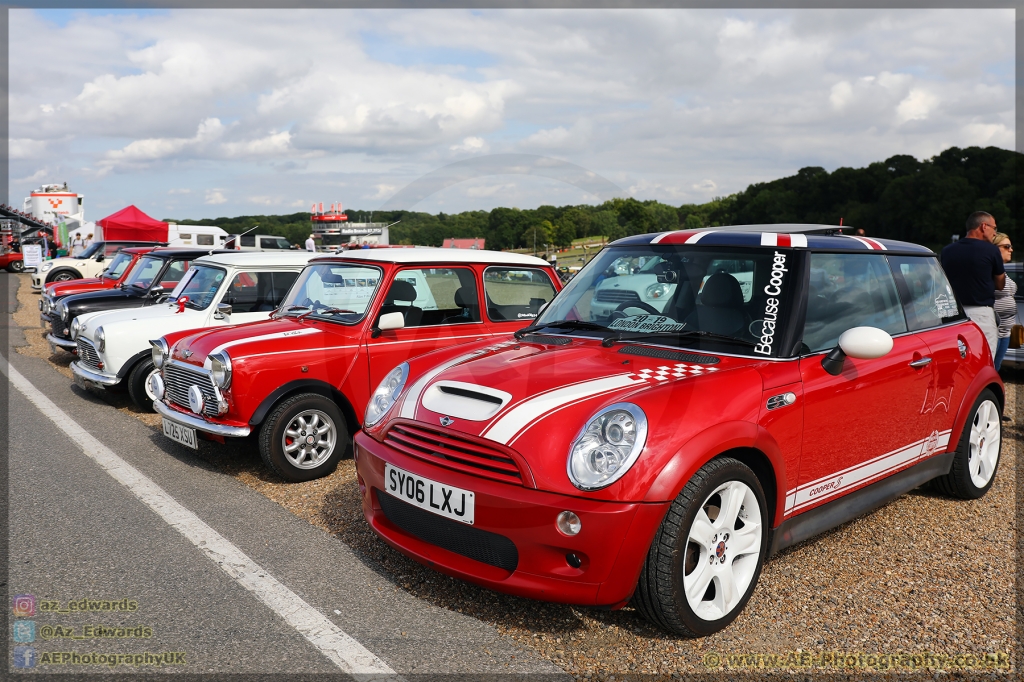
143, 366, 159, 402
282, 409, 337, 470
683, 479, 763, 622
968, 399, 1000, 488
53, 272, 74, 282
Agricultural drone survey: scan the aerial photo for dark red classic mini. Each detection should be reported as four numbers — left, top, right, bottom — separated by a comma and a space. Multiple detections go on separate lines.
354, 225, 1003, 636
153, 248, 561, 481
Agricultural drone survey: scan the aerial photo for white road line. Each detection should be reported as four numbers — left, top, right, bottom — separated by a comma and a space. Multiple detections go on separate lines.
3, 362, 399, 682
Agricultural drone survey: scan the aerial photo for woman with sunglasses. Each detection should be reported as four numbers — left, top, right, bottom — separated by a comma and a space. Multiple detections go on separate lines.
991, 231, 1016, 372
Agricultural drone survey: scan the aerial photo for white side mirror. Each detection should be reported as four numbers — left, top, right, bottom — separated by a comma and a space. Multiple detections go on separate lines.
378, 311, 405, 332
838, 326, 893, 359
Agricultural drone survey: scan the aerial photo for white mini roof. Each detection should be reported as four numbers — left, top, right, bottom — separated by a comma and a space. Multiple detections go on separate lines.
320, 247, 552, 267
193, 252, 318, 267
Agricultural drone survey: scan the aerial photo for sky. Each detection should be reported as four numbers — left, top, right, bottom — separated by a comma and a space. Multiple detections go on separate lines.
8, 8, 1016, 222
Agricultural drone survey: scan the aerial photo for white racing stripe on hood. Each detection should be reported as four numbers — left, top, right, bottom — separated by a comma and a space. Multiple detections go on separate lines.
207, 327, 322, 358
481, 374, 644, 445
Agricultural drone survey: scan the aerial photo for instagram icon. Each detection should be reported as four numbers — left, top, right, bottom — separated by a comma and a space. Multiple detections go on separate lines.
12, 594, 36, 617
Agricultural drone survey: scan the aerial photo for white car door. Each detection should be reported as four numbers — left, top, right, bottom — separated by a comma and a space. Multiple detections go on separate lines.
217, 270, 301, 325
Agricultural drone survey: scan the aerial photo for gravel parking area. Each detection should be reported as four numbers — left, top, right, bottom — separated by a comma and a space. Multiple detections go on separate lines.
12, 273, 1018, 677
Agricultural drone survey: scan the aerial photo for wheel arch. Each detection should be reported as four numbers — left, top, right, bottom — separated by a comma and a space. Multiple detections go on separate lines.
947, 367, 1003, 454
46, 268, 83, 283
249, 379, 360, 438
117, 349, 154, 380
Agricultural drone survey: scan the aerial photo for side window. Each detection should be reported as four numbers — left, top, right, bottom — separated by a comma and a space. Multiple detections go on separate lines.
272, 271, 300, 304
888, 255, 965, 331
179, 234, 192, 242
379, 268, 479, 327
484, 267, 557, 321
802, 253, 907, 353
160, 260, 189, 287
103, 243, 123, 256
240, 234, 256, 248
223, 271, 281, 313
196, 234, 214, 246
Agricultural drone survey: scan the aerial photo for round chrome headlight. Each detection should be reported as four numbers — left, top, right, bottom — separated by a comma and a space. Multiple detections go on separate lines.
95, 326, 106, 352
364, 362, 409, 426
57, 301, 68, 321
567, 403, 648, 491
150, 338, 168, 368
208, 351, 232, 389
69, 317, 82, 341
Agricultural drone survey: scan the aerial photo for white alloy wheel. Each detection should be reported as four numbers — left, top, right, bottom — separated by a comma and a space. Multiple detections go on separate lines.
682, 480, 763, 621
968, 399, 1000, 488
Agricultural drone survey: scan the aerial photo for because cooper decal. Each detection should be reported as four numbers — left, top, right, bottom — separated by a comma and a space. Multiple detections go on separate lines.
754, 251, 787, 356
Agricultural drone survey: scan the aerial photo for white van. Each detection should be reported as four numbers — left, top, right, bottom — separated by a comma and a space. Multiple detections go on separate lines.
225, 233, 293, 251
166, 224, 228, 248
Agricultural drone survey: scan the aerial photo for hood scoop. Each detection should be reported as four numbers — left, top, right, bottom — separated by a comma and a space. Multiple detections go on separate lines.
519, 334, 571, 346
618, 345, 719, 364
421, 381, 513, 421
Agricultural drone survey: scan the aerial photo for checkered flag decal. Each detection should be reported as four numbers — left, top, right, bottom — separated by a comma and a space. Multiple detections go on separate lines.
629, 363, 719, 384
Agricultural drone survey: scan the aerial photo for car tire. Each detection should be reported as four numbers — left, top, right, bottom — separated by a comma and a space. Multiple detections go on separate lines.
7, 260, 24, 273
258, 393, 347, 482
127, 359, 159, 411
47, 269, 81, 283
633, 456, 768, 636
932, 389, 1001, 500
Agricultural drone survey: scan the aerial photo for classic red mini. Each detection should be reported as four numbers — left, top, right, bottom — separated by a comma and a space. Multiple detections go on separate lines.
354, 225, 1003, 636
154, 248, 560, 481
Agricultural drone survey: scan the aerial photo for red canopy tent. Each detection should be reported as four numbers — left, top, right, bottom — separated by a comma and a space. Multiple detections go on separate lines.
96, 205, 169, 242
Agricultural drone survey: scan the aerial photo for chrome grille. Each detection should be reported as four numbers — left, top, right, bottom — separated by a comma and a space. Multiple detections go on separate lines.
594, 289, 641, 303
163, 362, 219, 417
76, 339, 101, 370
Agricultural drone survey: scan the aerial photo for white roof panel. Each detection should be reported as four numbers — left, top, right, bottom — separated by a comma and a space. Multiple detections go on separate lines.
194, 252, 318, 267
317, 247, 552, 267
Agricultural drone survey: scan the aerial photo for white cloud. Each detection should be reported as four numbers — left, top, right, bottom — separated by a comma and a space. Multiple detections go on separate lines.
693, 179, 717, 193
896, 88, 940, 123
168, 188, 191, 195
205, 189, 227, 205
450, 136, 488, 153
9, 138, 47, 160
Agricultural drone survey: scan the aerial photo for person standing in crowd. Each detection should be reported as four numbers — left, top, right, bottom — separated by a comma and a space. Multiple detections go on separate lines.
305, 234, 316, 252
940, 211, 1005, 360
70, 232, 85, 257
85, 233, 94, 247
990, 231, 1017, 372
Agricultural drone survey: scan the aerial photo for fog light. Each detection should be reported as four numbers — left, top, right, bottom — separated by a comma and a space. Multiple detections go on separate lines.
188, 385, 205, 414
149, 373, 165, 401
565, 553, 582, 569
556, 510, 582, 536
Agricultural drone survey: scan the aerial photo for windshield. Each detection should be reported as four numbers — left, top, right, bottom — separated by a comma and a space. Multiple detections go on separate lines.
536, 245, 800, 356
77, 242, 103, 259
122, 256, 165, 290
279, 263, 383, 323
101, 252, 133, 280
168, 265, 226, 310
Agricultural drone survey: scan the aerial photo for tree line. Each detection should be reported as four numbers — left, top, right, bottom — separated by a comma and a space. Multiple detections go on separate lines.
167, 145, 1020, 254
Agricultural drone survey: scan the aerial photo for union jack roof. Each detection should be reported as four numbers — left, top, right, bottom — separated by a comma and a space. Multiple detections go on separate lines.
614, 224, 933, 254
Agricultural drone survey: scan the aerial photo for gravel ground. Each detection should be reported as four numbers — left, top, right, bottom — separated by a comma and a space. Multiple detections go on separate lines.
12, 273, 1018, 677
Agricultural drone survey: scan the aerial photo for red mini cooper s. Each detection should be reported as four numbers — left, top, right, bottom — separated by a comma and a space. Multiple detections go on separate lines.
353, 225, 1003, 636
153, 248, 561, 482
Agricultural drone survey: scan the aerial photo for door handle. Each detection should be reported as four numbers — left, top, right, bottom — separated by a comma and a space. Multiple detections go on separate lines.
909, 357, 933, 368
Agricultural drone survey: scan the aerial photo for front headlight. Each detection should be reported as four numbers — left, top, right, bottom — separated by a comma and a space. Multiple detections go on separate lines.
95, 326, 106, 352
57, 301, 68, 321
70, 318, 82, 341
567, 403, 648, 491
208, 351, 232, 389
41, 262, 54, 272
365, 362, 409, 426
150, 339, 168, 369
645, 283, 672, 300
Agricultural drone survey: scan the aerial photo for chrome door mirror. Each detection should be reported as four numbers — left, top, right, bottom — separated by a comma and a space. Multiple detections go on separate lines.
214, 302, 232, 320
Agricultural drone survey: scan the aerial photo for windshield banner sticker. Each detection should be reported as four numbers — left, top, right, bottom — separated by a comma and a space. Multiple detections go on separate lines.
608, 315, 686, 333
754, 251, 787, 356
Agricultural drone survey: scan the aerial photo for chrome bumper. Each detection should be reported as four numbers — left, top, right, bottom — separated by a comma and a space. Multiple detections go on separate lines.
153, 399, 252, 438
71, 361, 119, 387
46, 333, 77, 349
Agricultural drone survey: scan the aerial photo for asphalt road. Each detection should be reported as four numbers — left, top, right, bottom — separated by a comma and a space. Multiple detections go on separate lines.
4, 276, 564, 678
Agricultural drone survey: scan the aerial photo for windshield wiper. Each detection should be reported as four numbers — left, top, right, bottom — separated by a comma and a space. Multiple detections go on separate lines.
602, 328, 757, 348
514, 319, 608, 339
311, 307, 357, 317
273, 305, 311, 319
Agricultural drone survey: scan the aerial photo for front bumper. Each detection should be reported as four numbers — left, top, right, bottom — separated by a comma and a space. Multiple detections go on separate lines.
154, 399, 252, 438
71, 361, 119, 388
354, 431, 669, 607
30, 272, 44, 289
46, 333, 77, 350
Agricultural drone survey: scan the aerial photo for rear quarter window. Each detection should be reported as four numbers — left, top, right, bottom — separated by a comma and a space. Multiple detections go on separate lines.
888, 255, 966, 330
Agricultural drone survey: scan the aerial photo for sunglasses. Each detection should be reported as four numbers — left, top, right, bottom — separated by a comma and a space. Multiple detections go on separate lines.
999, 244, 1013, 250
